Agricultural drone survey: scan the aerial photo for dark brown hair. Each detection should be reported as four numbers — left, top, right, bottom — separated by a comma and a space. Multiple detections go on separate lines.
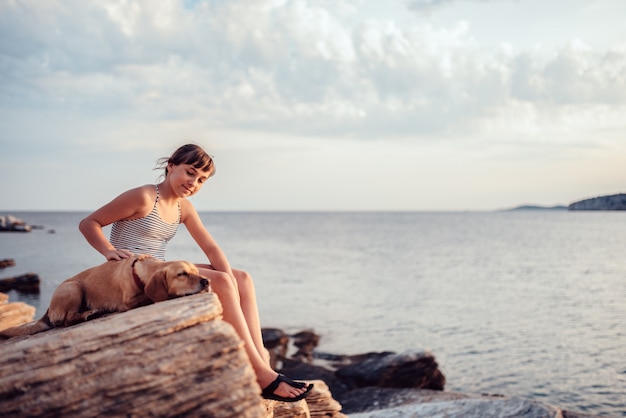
156, 144, 215, 178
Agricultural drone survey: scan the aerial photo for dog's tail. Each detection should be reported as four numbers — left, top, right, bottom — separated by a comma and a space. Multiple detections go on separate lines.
0, 311, 52, 339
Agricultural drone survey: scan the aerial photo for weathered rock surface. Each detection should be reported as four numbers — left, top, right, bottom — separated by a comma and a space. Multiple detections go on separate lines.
0, 292, 36, 329
265, 379, 347, 418
0, 293, 267, 418
568, 193, 626, 210
300, 379, 347, 418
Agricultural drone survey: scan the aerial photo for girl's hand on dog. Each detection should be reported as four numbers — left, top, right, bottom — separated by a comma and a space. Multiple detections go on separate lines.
104, 249, 134, 261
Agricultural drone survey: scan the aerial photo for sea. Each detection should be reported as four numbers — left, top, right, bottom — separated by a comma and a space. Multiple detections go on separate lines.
1, 211, 624, 417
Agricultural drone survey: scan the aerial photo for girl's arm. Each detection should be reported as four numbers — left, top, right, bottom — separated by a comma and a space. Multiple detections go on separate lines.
79, 186, 153, 261
181, 200, 235, 277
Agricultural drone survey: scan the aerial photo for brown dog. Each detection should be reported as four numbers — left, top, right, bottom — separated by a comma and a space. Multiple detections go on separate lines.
0, 254, 210, 339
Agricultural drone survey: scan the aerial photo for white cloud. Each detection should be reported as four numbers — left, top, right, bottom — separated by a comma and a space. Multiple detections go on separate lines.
406, 0, 494, 14
2, 0, 624, 148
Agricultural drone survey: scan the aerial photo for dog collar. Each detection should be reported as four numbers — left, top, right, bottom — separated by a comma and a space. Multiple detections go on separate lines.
131, 258, 145, 291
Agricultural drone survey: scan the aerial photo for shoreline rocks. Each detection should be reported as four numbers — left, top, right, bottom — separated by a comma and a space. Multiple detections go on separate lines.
264, 328, 606, 418
0, 293, 608, 417
345, 389, 601, 418
0, 259, 41, 293
0, 215, 32, 232
0, 273, 40, 292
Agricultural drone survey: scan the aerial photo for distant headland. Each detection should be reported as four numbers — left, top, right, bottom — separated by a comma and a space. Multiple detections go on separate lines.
506, 205, 568, 211
567, 193, 626, 210
506, 193, 626, 211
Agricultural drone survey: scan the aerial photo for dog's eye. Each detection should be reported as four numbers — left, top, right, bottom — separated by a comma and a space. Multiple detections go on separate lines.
177, 272, 189, 277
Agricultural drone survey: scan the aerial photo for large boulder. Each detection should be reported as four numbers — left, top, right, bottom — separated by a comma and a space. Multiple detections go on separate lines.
0, 293, 266, 417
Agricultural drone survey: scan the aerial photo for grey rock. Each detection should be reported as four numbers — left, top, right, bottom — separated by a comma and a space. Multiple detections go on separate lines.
349, 395, 562, 418
335, 350, 445, 390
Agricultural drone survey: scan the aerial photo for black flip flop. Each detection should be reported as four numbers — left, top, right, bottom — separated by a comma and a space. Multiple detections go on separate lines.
261, 374, 314, 402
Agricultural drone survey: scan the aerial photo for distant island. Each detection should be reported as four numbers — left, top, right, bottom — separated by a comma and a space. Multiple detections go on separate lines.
505, 205, 568, 211
568, 193, 626, 210
505, 193, 626, 212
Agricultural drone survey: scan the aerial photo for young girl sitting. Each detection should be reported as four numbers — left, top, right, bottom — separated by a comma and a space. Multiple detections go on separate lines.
79, 143, 313, 402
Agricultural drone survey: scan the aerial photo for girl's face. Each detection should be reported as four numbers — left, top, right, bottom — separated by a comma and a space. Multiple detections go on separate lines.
168, 163, 210, 197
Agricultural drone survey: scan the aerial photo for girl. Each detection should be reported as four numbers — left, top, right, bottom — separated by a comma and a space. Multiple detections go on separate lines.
79, 143, 312, 402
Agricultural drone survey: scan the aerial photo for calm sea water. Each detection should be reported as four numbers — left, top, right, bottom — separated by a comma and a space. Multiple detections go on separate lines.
1, 211, 624, 417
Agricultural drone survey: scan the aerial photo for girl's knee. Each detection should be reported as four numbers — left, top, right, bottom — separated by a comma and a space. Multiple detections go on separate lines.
200, 269, 232, 288
234, 269, 254, 287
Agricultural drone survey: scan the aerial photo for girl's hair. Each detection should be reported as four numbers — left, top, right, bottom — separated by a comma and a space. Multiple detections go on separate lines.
155, 144, 216, 179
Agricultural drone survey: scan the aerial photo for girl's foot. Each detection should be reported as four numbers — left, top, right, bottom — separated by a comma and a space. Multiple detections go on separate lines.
261, 374, 313, 402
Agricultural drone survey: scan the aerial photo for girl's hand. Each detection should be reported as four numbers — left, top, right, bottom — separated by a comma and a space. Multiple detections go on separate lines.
104, 249, 134, 261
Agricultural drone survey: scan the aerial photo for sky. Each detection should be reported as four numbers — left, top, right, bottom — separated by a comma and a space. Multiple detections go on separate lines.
1, 0, 625, 211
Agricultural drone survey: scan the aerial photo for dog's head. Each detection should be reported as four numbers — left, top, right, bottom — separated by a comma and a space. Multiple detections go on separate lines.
144, 261, 210, 302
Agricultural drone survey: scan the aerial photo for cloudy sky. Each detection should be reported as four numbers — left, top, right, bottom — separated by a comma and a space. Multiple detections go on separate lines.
1, 0, 625, 211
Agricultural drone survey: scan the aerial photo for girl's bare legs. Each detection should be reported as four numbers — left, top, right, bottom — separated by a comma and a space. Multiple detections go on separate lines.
231, 268, 270, 364
197, 266, 307, 399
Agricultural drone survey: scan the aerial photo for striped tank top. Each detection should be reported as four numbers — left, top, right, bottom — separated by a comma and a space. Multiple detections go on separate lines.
110, 185, 180, 261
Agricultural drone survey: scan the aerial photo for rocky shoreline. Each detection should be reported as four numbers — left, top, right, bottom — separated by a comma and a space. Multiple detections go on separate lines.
0, 256, 612, 417
0, 289, 607, 417
264, 328, 605, 418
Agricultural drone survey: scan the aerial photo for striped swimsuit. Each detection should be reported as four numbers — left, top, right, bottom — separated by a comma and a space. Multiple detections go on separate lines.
110, 185, 180, 261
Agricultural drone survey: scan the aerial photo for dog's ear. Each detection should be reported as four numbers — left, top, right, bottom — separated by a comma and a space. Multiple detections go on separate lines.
144, 270, 169, 302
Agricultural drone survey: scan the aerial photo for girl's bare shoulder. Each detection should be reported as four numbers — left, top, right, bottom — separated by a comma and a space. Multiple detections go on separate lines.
120, 184, 157, 200
113, 185, 157, 215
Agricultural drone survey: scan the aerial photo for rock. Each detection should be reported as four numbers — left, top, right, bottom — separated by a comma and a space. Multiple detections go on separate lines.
348, 393, 565, 418
273, 332, 446, 400
264, 379, 348, 418
268, 330, 602, 417
281, 356, 354, 398
301, 379, 347, 418
0, 293, 266, 418
261, 328, 323, 368
338, 387, 467, 413
291, 329, 320, 362
334, 350, 445, 390
0, 215, 32, 232
0, 258, 16, 269
0, 273, 40, 292
568, 193, 626, 210
0, 292, 36, 330
266, 398, 310, 418
342, 388, 604, 418
262, 327, 290, 369
322, 377, 603, 417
